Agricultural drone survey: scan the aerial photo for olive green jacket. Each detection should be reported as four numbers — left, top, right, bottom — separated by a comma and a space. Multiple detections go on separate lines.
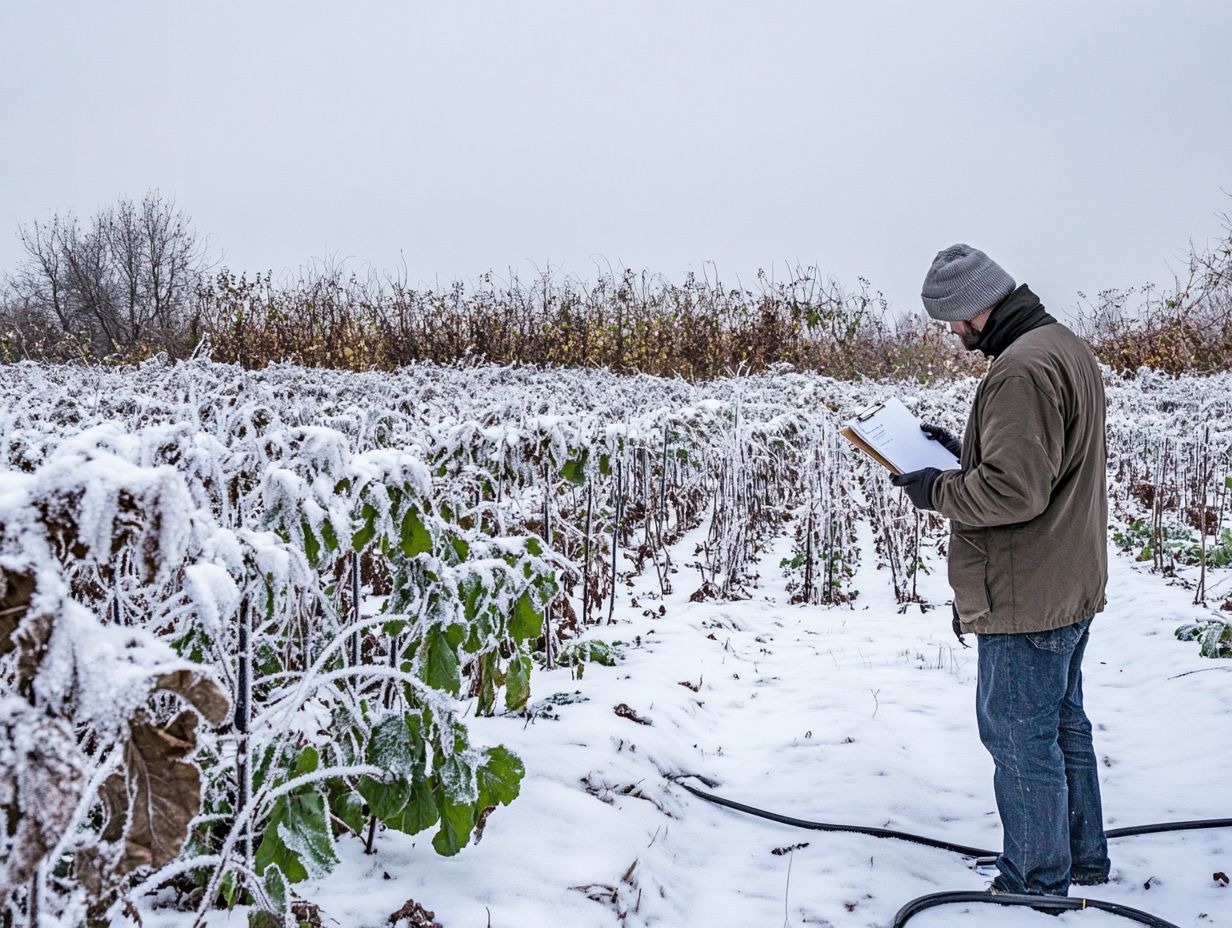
932, 319, 1108, 634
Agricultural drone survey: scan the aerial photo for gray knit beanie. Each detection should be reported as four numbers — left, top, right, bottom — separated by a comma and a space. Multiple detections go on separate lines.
921, 244, 1016, 322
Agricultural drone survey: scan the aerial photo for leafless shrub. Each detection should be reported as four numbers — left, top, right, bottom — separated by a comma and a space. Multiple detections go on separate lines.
1075, 207, 1232, 375
2, 190, 207, 361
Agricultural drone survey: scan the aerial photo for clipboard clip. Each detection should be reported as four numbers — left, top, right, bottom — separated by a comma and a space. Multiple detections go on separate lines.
854, 401, 885, 422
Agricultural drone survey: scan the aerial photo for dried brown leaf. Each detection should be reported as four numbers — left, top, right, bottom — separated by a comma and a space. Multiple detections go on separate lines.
388, 897, 444, 928
154, 669, 231, 727
472, 805, 495, 844
13, 610, 53, 690
0, 569, 35, 658
613, 703, 652, 726
117, 709, 203, 875
73, 845, 115, 900
99, 771, 127, 843
292, 901, 323, 927
0, 706, 86, 899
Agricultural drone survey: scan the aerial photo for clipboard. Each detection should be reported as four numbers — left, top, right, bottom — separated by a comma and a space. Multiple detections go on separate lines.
841, 398, 961, 476
841, 418, 899, 474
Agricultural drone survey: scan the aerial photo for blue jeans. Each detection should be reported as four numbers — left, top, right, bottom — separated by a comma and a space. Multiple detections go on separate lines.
976, 619, 1110, 895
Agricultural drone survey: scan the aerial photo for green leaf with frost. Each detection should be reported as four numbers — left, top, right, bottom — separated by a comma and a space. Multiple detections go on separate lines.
367, 712, 424, 778
561, 454, 587, 486
301, 520, 320, 566
505, 653, 532, 710
431, 799, 477, 857
557, 640, 618, 667
331, 789, 366, 834
399, 507, 432, 558
219, 871, 239, 909
357, 775, 411, 821
476, 652, 499, 714
437, 753, 477, 805
294, 746, 319, 776
254, 791, 338, 883
248, 910, 282, 928
352, 503, 378, 551
509, 592, 542, 641
321, 518, 339, 552
261, 864, 288, 912
388, 776, 439, 835
421, 624, 461, 694
477, 746, 523, 808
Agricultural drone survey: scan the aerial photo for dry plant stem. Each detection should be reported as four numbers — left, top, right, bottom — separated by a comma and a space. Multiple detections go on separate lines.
1154, 442, 1167, 572
781, 849, 792, 928
542, 463, 554, 669
609, 458, 622, 624
235, 595, 253, 873
658, 424, 669, 527
1196, 428, 1209, 605
382, 633, 399, 709
364, 814, 378, 855
823, 466, 836, 604
803, 510, 815, 604
582, 482, 593, 620
350, 550, 361, 667
27, 868, 38, 928
911, 509, 921, 603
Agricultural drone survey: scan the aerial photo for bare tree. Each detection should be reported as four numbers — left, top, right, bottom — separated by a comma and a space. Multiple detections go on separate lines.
14, 215, 71, 332
6, 190, 207, 358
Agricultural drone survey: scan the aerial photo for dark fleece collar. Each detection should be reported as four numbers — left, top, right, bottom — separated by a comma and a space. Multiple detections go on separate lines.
975, 284, 1057, 359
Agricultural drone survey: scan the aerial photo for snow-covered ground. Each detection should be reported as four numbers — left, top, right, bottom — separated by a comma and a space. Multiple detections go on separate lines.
142, 514, 1231, 928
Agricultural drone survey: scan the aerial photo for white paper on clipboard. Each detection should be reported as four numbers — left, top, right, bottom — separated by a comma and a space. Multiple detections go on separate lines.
842, 397, 960, 475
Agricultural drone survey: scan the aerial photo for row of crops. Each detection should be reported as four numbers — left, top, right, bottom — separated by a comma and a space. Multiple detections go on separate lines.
1, 358, 1229, 927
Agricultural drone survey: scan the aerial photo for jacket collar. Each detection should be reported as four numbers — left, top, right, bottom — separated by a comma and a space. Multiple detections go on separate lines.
975, 284, 1057, 359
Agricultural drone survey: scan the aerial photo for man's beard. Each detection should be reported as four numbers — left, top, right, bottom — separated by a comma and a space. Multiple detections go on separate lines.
956, 320, 982, 351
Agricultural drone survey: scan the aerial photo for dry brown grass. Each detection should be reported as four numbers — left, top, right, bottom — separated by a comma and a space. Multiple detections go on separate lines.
187, 266, 988, 382
4, 213, 1231, 381
1073, 220, 1232, 376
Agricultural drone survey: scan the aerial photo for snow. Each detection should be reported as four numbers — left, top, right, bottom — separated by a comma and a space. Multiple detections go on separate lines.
183, 562, 242, 639
140, 518, 1229, 928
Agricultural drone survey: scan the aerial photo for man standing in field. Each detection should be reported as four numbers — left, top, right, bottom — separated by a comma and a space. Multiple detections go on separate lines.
891, 244, 1112, 898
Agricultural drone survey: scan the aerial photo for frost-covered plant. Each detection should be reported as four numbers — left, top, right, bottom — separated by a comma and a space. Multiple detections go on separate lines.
1175, 620, 1232, 658
1103, 370, 1232, 652
0, 458, 229, 928
3, 354, 1231, 926
0, 379, 563, 926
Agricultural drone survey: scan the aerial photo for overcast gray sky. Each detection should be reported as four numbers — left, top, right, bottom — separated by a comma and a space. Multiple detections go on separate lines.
2, 1, 1230, 321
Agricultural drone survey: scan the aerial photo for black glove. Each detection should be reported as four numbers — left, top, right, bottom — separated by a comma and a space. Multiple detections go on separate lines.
920, 423, 962, 459
952, 602, 969, 648
891, 466, 940, 511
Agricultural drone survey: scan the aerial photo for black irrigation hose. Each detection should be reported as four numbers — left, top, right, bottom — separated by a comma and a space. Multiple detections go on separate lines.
673, 778, 996, 857
675, 775, 1232, 859
1106, 818, 1232, 839
671, 775, 1230, 927
969, 817, 1232, 868
891, 891, 1181, 928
